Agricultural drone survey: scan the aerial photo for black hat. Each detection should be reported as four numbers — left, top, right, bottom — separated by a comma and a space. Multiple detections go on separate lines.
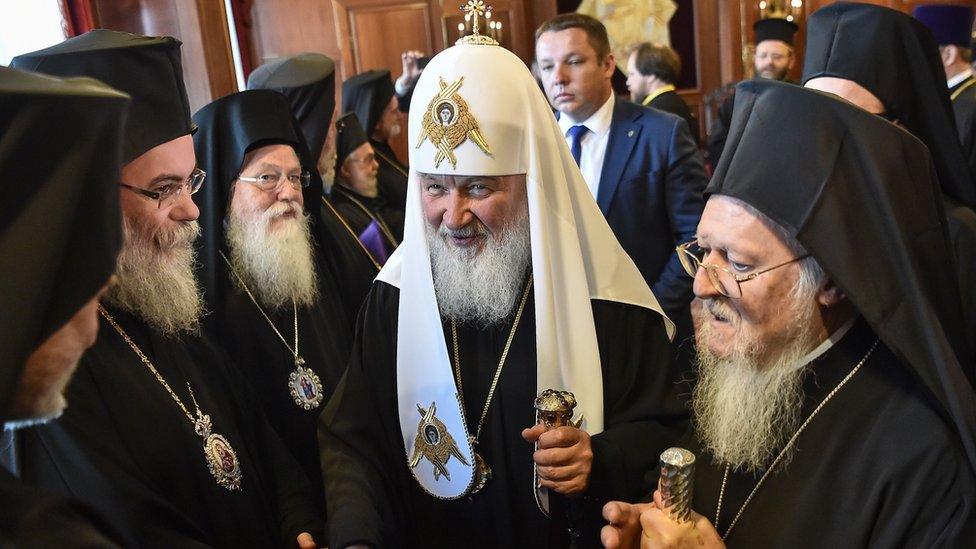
914, 5, 975, 47
11, 29, 193, 164
192, 89, 320, 314
710, 79, 976, 473
335, 112, 370, 169
247, 53, 337, 163
0, 66, 128, 418
341, 69, 395, 137
754, 18, 799, 46
802, 2, 976, 209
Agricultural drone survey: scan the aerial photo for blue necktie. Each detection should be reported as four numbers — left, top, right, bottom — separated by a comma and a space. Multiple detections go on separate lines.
567, 124, 589, 166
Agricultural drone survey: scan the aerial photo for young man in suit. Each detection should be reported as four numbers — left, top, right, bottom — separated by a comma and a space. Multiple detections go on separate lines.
535, 13, 707, 344
626, 42, 700, 145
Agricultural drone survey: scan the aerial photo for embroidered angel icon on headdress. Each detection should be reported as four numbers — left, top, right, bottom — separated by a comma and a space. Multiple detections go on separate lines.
416, 77, 492, 169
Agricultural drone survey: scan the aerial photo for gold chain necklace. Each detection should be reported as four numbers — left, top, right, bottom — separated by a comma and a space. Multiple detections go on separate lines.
219, 251, 324, 411
98, 305, 243, 490
450, 275, 533, 494
714, 337, 880, 539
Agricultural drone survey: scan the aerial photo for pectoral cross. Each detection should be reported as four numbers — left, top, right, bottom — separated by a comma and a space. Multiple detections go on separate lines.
461, 0, 492, 37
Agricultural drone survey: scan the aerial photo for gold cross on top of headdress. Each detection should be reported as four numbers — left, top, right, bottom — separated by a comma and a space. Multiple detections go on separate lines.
459, 0, 496, 44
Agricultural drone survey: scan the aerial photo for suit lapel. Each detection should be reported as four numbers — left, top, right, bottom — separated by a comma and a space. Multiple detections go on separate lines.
597, 101, 641, 213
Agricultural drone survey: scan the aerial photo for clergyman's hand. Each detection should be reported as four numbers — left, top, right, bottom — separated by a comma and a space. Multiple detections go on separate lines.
602, 500, 653, 549
397, 50, 425, 88
296, 532, 318, 549
637, 490, 724, 549
522, 423, 593, 497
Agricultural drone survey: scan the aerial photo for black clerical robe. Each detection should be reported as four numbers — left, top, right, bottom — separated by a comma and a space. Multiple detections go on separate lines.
216, 266, 352, 512
330, 185, 404, 247
18, 307, 323, 547
951, 74, 976, 187
320, 282, 687, 548
0, 467, 126, 548
676, 319, 976, 547
318, 196, 382, 325
371, 138, 409, 210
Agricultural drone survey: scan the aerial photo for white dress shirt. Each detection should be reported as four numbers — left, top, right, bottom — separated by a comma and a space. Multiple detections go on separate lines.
558, 93, 615, 199
948, 68, 973, 90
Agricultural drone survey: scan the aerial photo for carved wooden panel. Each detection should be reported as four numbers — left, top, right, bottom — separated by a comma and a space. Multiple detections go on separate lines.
247, 0, 343, 68
341, 2, 433, 77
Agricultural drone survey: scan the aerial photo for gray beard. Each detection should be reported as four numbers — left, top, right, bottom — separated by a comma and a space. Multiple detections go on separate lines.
226, 201, 319, 310
691, 293, 820, 474
103, 218, 203, 337
426, 208, 531, 327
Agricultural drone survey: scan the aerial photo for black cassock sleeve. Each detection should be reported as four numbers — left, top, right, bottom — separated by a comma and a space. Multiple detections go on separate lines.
18, 363, 214, 547
211, 343, 326, 545
0, 467, 126, 549
569, 301, 689, 540
319, 285, 403, 549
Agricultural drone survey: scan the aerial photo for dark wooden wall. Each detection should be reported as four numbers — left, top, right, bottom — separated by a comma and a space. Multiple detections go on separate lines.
76, 0, 975, 139
88, 0, 237, 111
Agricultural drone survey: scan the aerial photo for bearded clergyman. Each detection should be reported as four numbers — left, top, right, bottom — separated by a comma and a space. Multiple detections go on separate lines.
12, 31, 323, 548
601, 80, 976, 548
0, 64, 129, 547
247, 53, 382, 325
192, 89, 353, 514
331, 112, 405, 264
319, 23, 686, 549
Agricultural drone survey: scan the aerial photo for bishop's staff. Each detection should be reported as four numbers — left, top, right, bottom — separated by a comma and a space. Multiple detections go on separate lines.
658, 447, 696, 523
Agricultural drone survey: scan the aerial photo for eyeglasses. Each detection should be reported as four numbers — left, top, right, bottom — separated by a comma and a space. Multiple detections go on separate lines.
347, 153, 376, 167
676, 239, 810, 299
237, 170, 311, 192
120, 167, 206, 209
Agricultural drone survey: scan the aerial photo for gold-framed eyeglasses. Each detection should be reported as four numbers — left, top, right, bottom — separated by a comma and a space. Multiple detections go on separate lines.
238, 170, 311, 192
676, 239, 810, 299
120, 167, 206, 209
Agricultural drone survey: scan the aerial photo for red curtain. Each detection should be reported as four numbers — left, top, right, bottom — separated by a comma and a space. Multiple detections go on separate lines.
60, 0, 96, 37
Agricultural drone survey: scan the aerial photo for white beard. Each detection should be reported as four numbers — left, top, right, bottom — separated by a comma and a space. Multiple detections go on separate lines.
226, 200, 319, 310
692, 291, 821, 474
426, 207, 531, 326
104, 217, 203, 336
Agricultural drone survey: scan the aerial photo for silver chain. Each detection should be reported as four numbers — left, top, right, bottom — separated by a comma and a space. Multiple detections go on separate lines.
220, 251, 300, 363
714, 337, 880, 539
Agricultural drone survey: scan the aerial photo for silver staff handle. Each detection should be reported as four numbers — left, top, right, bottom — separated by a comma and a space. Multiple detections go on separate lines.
659, 447, 696, 523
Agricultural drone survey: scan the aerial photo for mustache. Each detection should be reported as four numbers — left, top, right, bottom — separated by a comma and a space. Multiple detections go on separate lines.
153, 220, 200, 252
263, 200, 302, 220
438, 221, 488, 239
701, 297, 740, 326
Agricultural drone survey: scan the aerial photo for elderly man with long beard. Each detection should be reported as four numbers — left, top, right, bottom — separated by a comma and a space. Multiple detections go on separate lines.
601, 80, 976, 548
0, 64, 128, 547
192, 89, 352, 517
319, 22, 686, 549
12, 31, 323, 548
247, 53, 382, 325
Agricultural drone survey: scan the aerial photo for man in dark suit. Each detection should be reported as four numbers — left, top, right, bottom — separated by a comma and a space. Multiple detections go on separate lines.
535, 13, 707, 333
625, 42, 700, 145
